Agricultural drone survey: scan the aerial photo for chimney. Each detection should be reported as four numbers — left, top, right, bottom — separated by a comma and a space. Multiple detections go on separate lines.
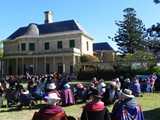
44, 11, 53, 24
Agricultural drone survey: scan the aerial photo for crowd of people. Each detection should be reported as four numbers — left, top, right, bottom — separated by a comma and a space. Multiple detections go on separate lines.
0, 73, 158, 120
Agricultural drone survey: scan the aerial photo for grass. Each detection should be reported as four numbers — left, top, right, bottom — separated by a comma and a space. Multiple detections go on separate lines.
0, 81, 160, 120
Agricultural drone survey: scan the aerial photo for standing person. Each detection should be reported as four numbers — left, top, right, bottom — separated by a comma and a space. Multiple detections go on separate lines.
111, 89, 145, 120
32, 93, 68, 120
81, 89, 111, 120
0, 83, 4, 107
149, 75, 155, 93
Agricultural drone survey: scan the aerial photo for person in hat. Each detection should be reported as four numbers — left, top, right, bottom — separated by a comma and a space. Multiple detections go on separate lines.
111, 89, 145, 120
43, 83, 61, 103
32, 93, 68, 120
101, 81, 121, 106
18, 89, 33, 109
5, 86, 19, 108
61, 83, 75, 106
74, 84, 87, 103
81, 88, 111, 120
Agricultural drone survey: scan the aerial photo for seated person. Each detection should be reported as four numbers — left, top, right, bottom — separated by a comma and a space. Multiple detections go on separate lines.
61, 83, 75, 106
97, 79, 106, 95
111, 89, 145, 120
5, 86, 19, 108
73, 84, 87, 103
101, 81, 121, 106
130, 78, 143, 97
30, 85, 43, 103
18, 89, 33, 109
43, 83, 60, 103
81, 88, 111, 120
15, 82, 24, 93
32, 93, 68, 120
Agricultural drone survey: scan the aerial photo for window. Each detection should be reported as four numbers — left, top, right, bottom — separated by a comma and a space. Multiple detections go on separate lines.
69, 40, 75, 48
29, 43, 35, 51
57, 41, 62, 49
45, 42, 49, 50
86, 41, 89, 51
21, 43, 26, 51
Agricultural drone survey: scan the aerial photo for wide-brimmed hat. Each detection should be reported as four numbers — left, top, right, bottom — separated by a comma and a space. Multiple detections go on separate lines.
77, 84, 84, 89
45, 93, 61, 100
46, 83, 56, 90
91, 89, 103, 99
121, 89, 134, 99
21, 89, 29, 94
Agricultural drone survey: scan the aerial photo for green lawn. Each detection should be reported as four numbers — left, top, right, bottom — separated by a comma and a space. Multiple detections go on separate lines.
0, 81, 160, 120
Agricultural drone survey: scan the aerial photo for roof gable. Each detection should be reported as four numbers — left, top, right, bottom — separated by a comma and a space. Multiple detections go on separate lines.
93, 42, 114, 51
7, 20, 87, 40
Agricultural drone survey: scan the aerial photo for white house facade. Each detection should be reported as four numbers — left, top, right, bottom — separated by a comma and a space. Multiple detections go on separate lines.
2, 11, 93, 75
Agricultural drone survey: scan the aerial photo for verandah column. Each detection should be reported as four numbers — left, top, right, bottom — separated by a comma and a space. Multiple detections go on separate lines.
44, 57, 46, 74
16, 58, 18, 75
53, 56, 55, 72
22, 58, 24, 75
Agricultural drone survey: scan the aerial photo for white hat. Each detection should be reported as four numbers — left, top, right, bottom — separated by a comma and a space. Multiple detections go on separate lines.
21, 89, 29, 94
45, 93, 61, 100
121, 89, 134, 99
110, 81, 117, 87
46, 83, 56, 90
0, 83, 1, 86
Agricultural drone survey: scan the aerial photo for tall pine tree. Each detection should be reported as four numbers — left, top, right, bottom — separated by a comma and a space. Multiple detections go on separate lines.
112, 8, 147, 55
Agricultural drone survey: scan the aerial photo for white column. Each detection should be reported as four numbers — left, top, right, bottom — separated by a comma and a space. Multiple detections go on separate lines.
53, 56, 55, 72
62, 56, 65, 73
16, 58, 18, 75
7, 59, 9, 75
33, 57, 34, 75
73, 55, 75, 73
44, 57, 46, 74
22, 58, 24, 74
35, 57, 37, 74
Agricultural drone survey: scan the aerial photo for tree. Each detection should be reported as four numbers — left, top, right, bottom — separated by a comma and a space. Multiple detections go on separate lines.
80, 54, 99, 63
112, 8, 147, 55
154, 0, 160, 4
147, 23, 160, 55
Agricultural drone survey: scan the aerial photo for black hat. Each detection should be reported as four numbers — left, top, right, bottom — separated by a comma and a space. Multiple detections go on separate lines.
91, 89, 103, 99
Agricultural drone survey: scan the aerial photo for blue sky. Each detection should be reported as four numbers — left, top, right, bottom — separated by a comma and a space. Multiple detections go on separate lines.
0, 0, 159, 50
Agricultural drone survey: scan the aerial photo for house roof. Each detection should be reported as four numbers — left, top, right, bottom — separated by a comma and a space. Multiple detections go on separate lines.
93, 42, 114, 51
6, 20, 90, 40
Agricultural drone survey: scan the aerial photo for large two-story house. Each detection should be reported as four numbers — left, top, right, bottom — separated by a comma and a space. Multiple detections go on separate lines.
2, 11, 93, 75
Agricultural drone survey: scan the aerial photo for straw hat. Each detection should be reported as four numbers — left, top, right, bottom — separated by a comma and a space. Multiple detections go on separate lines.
121, 89, 134, 99
91, 89, 103, 99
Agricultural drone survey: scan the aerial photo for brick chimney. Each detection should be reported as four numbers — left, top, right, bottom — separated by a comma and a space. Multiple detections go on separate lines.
44, 11, 53, 24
